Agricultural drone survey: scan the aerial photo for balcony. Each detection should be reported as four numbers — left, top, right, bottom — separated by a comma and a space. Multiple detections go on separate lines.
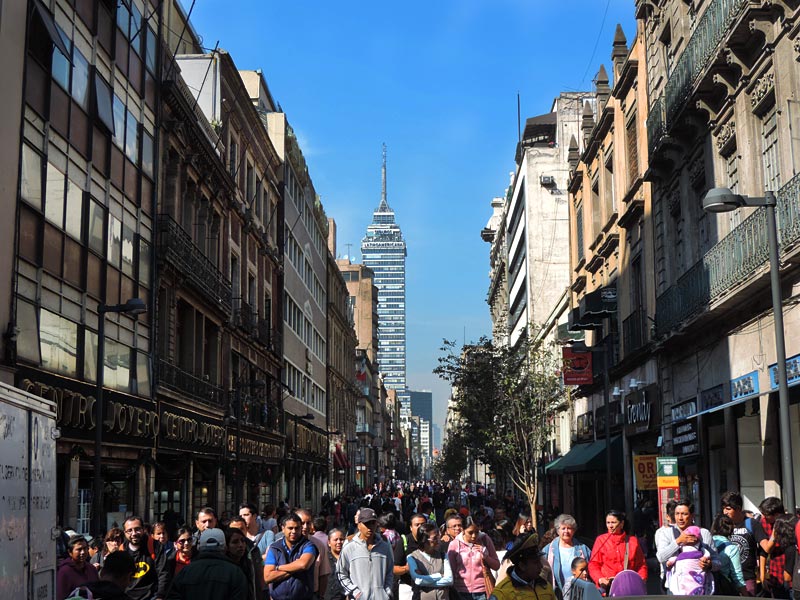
646, 95, 666, 157
257, 318, 271, 347
623, 308, 646, 356
158, 359, 224, 407
157, 215, 232, 312
229, 389, 280, 432
233, 298, 257, 334
657, 0, 750, 134
656, 173, 800, 336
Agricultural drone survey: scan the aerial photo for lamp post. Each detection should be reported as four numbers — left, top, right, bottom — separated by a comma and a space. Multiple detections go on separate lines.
233, 378, 266, 507
702, 188, 795, 512
571, 338, 613, 512
93, 298, 147, 535
292, 412, 315, 505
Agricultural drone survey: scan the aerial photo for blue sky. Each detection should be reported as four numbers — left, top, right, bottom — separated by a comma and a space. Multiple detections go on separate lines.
182, 1, 637, 432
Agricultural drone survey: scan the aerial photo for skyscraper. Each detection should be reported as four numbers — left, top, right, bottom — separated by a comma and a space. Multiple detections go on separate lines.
361, 145, 409, 425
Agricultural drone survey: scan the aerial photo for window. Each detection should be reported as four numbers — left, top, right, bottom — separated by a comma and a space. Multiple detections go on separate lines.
229, 138, 238, 180
726, 151, 741, 229
95, 74, 115, 134
113, 95, 126, 149
21, 145, 43, 210
141, 131, 154, 177
145, 26, 157, 73
762, 107, 781, 192
575, 203, 585, 263
39, 308, 79, 377
626, 117, 638, 188
604, 154, 615, 218
51, 25, 90, 110
44, 161, 85, 241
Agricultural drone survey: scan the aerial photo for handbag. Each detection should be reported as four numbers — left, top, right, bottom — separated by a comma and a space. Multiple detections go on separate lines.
483, 565, 496, 595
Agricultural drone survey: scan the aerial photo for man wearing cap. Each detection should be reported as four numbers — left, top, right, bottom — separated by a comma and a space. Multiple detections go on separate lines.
264, 513, 319, 600
337, 508, 394, 600
490, 534, 556, 600
167, 528, 247, 600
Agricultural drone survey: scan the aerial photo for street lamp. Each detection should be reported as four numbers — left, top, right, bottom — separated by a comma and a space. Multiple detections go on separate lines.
571, 339, 613, 512
93, 298, 147, 535
292, 412, 315, 505
233, 378, 266, 507
702, 187, 795, 512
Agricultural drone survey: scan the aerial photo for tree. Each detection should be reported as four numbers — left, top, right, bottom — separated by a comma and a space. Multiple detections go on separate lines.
432, 429, 468, 482
434, 333, 565, 528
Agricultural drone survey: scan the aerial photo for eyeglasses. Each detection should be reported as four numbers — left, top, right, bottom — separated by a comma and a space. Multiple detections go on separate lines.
176, 538, 193, 545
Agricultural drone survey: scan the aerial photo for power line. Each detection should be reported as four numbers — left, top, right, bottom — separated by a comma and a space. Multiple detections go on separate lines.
579, 0, 611, 86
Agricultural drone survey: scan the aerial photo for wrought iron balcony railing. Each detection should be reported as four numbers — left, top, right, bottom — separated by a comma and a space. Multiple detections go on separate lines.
157, 358, 224, 407
257, 318, 271, 347
660, 0, 750, 130
646, 95, 666, 156
656, 173, 800, 336
228, 389, 280, 432
157, 215, 232, 312
233, 298, 257, 333
622, 308, 646, 356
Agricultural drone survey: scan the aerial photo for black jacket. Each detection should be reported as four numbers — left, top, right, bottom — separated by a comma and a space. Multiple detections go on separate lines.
166, 551, 248, 600
125, 536, 171, 600
83, 580, 133, 600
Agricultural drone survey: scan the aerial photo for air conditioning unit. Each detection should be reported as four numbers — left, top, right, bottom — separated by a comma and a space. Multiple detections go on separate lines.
540, 175, 555, 187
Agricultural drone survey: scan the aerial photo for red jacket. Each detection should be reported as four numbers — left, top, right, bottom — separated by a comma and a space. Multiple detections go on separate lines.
587, 532, 647, 584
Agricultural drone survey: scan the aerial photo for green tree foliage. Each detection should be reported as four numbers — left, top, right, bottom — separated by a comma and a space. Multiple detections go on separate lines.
434, 334, 565, 527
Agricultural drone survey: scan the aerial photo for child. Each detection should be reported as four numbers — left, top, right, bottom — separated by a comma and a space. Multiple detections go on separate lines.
666, 525, 712, 595
562, 557, 589, 600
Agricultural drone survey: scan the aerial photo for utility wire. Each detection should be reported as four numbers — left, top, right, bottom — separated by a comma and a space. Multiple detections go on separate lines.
579, 0, 611, 86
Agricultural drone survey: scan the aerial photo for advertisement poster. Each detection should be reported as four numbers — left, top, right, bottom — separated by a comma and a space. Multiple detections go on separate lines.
656, 456, 680, 526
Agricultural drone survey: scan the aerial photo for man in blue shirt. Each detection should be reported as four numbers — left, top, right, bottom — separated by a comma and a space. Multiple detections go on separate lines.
264, 513, 318, 600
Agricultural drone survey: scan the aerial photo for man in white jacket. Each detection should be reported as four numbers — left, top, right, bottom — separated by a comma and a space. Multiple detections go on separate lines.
337, 508, 394, 600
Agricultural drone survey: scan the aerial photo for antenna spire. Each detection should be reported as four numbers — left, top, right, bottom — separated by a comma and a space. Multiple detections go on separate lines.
381, 143, 387, 206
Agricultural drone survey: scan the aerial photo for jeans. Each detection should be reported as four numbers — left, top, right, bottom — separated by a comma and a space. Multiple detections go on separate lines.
458, 594, 487, 600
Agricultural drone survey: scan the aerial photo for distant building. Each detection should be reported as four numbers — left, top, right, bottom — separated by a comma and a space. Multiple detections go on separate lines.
408, 389, 433, 424
361, 147, 408, 424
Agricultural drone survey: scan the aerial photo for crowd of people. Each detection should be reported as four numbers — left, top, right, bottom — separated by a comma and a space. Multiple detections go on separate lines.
56, 480, 800, 600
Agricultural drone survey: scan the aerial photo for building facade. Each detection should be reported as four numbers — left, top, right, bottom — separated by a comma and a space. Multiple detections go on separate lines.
640, 0, 800, 518
12, 0, 162, 531
326, 219, 359, 497
562, 22, 656, 530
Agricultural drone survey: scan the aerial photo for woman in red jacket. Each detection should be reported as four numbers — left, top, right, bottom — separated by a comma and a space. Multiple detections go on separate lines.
587, 510, 647, 593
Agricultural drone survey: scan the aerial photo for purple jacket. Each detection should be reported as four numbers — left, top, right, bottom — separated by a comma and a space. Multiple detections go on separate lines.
57, 557, 99, 600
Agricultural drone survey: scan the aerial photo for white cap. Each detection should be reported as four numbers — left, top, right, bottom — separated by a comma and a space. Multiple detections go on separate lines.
198, 528, 226, 552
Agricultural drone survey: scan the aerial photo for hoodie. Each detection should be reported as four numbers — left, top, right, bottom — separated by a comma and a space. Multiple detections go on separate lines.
337, 534, 394, 600
124, 535, 171, 600
83, 580, 132, 600
57, 558, 99, 600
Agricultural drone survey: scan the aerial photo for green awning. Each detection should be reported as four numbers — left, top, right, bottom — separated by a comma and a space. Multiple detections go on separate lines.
545, 457, 563, 472
548, 436, 622, 474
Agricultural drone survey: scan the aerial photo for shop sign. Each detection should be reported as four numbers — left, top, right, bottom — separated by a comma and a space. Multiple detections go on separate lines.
671, 399, 697, 422
595, 400, 623, 433
700, 385, 725, 412
634, 454, 658, 490
227, 432, 283, 461
576, 411, 594, 442
768, 353, 800, 390
562, 347, 593, 385
730, 371, 759, 402
19, 376, 158, 444
159, 405, 225, 451
656, 456, 680, 527
671, 419, 699, 457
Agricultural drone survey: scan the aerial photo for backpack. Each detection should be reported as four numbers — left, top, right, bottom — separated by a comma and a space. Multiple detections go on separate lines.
712, 540, 740, 596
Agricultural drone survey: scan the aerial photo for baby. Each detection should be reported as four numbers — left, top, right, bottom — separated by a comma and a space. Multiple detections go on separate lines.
666, 525, 711, 595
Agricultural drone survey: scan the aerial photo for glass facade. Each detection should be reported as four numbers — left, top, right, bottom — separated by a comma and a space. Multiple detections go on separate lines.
361, 199, 407, 416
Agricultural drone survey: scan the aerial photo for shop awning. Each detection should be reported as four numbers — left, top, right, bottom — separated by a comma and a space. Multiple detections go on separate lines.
333, 445, 350, 469
545, 457, 563, 473
548, 436, 622, 474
